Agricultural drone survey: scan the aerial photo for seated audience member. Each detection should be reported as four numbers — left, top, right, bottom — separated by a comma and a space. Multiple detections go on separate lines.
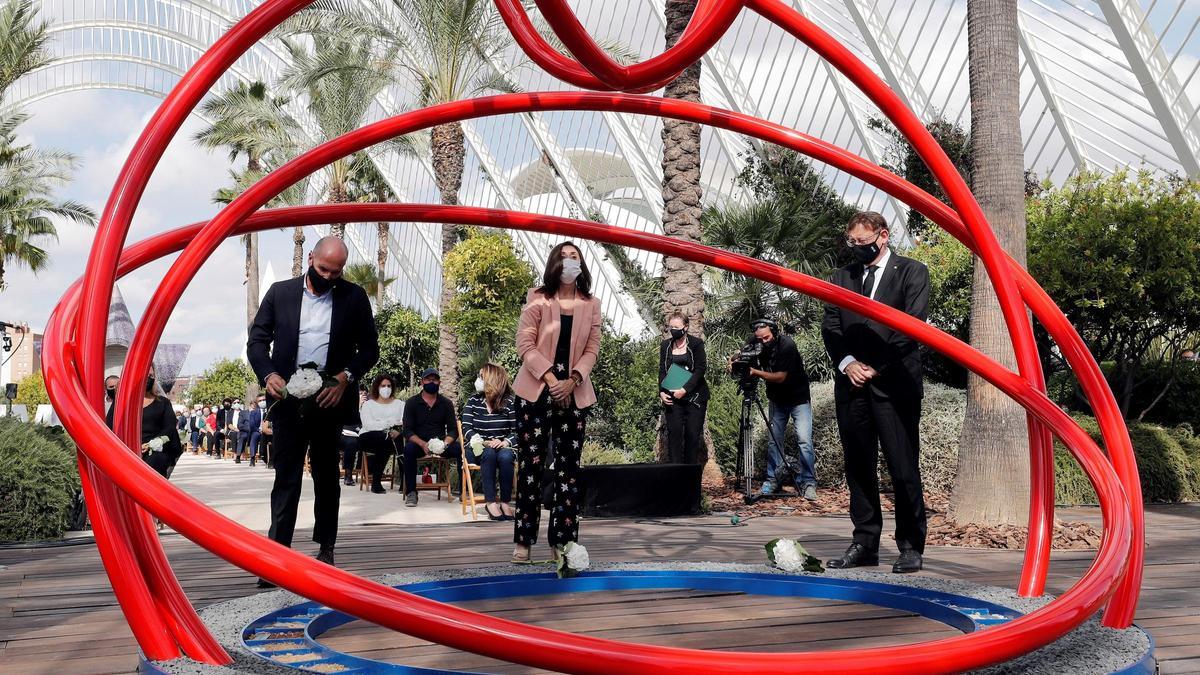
401, 368, 460, 507
462, 364, 518, 520
358, 374, 405, 493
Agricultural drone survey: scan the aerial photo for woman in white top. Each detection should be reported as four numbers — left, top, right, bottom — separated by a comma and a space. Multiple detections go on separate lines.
358, 374, 405, 493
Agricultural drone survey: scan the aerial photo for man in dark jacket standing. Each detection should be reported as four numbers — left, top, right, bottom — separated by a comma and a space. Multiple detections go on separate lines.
822, 212, 930, 574
247, 237, 379, 585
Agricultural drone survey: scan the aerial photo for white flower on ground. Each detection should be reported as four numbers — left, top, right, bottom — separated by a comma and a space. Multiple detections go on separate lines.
771, 539, 805, 572
427, 438, 446, 455
285, 368, 324, 399
470, 435, 485, 453
563, 542, 589, 570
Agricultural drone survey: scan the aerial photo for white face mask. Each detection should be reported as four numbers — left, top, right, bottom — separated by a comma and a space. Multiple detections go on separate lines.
258, 400, 266, 409
475, 377, 485, 393
379, 386, 393, 399
560, 257, 582, 283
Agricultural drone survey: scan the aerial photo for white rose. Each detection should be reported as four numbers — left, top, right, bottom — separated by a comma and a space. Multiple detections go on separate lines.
146, 436, 168, 452
563, 542, 590, 571
286, 368, 324, 399
427, 438, 446, 455
772, 539, 805, 572
470, 435, 485, 453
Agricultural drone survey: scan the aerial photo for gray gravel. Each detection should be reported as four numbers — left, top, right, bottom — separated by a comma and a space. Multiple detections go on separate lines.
147, 562, 1151, 674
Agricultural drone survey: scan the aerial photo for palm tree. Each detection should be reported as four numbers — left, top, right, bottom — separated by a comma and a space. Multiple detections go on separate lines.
0, 0, 52, 94
194, 81, 299, 327
951, 0, 1031, 525
342, 261, 397, 303
293, 0, 524, 396
346, 153, 399, 307
0, 110, 96, 290
277, 28, 401, 241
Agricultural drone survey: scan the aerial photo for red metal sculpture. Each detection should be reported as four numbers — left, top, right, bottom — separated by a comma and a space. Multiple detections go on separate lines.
42, 0, 1142, 672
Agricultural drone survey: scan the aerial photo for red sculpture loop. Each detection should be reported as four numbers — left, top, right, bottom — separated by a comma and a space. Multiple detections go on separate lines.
42, 0, 1142, 671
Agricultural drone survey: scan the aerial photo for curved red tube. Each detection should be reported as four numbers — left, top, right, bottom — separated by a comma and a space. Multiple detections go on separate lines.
47, 203, 1131, 674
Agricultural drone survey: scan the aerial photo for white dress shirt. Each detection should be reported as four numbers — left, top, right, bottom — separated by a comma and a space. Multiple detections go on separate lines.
297, 283, 333, 370
838, 247, 892, 374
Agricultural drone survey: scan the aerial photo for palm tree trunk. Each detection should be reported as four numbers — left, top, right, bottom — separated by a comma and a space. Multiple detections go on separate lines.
245, 154, 262, 328
951, 0, 1031, 526
375, 185, 390, 308
328, 181, 347, 239
432, 121, 466, 395
292, 227, 306, 277
658, 0, 719, 482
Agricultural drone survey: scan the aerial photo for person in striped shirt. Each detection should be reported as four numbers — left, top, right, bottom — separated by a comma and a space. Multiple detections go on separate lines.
462, 363, 519, 520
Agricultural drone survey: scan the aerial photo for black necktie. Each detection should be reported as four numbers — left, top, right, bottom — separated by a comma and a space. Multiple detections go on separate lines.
861, 265, 878, 298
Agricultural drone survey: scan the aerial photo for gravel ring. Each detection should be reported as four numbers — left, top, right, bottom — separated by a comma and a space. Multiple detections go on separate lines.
146, 562, 1150, 674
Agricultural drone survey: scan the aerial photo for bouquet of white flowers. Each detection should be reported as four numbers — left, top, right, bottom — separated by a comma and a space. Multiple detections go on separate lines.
765, 538, 824, 573
427, 438, 446, 455
556, 542, 590, 579
469, 434, 485, 454
284, 366, 326, 399
144, 436, 169, 453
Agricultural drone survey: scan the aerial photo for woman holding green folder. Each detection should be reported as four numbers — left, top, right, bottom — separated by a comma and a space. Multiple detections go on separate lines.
659, 312, 709, 464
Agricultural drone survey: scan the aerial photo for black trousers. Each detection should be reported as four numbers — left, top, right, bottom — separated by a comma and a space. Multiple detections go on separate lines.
358, 431, 395, 485
340, 434, 359, 477
835, 387, 926, 554
663, 399, 706, 465
513, 390, 589, 547
268, 403, 341, 549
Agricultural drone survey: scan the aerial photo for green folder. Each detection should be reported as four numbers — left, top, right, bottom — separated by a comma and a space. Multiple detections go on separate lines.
661, 363, 692, 391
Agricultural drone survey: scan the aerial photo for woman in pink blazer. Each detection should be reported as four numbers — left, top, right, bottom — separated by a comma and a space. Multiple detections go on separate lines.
511, 241, 603, 563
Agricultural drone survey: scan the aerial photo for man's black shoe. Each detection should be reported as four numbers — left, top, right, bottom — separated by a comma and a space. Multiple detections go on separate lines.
892, 550, 923, 574
343, 476, 354, 486
371, 484, 386, 494
316, 546, 335, 566
826, 543, 879, 569
256, 578, 276, 589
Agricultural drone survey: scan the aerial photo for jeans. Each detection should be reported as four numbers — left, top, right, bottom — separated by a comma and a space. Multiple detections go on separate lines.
467, 445, 515, 502
402, 440, 460, 495
766, 400, 815, 488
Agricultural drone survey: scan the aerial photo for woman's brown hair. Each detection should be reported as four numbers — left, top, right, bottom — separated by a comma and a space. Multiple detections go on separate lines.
537, 241, 592, 299
478, 363, 512, 411
369, 373, 396, 400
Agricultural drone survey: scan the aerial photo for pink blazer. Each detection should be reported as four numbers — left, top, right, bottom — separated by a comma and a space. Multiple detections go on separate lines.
512, 288, 603, 409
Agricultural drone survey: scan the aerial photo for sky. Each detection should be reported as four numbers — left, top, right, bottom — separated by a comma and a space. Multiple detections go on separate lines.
3, 89, 300, 376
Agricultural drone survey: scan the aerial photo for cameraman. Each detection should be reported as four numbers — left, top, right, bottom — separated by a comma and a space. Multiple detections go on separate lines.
741, 319, 816, 500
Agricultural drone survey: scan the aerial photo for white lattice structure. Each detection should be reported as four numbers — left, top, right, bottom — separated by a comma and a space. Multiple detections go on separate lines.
6, 0, 1200, 336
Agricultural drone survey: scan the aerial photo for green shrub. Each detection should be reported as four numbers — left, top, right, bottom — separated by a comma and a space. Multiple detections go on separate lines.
807, 380, 966, 495
0, 418, 81, 542
581, 440, 631, 466
1054, 414, 1200, 505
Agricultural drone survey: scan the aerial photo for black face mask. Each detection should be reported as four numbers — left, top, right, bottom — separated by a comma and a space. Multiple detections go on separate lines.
307, 265, 336, 294
106, 387, 117, 400
670, 328, 686, 341
145, 378, 155, 393
850, 238, 882, 265
423, 382, 440, 395
224, 403, 232, 410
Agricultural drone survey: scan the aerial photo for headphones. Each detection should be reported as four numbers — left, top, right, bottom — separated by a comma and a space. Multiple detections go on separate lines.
750, 318, 780, 337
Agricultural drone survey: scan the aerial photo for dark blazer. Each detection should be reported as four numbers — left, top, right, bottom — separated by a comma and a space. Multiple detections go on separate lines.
822, 252, 929, 402
240, 407, 262, 434
247, 276, 380, 422
658, 333, 710, 405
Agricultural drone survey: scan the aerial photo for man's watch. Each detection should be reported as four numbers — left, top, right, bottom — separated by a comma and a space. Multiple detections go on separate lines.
342, 368, 356, 384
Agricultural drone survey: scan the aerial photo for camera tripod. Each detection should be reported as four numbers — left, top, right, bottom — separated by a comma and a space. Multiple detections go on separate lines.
734, 377, 787, 504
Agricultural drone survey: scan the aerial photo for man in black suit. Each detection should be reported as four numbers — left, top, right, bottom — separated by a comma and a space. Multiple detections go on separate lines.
821, 212, 930, 574
247, 236, 379, 585
214, 398, 233, 457
238, 396, 263, 465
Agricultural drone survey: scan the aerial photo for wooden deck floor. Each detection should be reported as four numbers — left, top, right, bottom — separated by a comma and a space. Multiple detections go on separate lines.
1, 505, 1197, 674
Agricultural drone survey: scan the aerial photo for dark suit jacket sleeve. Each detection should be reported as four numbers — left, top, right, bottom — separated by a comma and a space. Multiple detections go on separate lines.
888, 261, 930, 349
347, 288, 380, 381
247, 283, 277, 383
822, 269, 850, 367
683, 337, 707, 394
160, 400, 183, 459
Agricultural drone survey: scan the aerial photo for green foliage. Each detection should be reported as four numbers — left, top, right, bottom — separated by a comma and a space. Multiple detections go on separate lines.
443, 229, 536, 361
13, 369, 47, 406
186, 358, 255, 406
1028, 170, 1200, 416
704, 148, 857, 358
868, 114, 972, 241
906, 232, 973, 385
1054, 414, 1200, 505
0, 417, 80, 542
372, 303, 439, 389
588, 333, 662, 463
705, 376, 743, 476
342, 261, 396, 302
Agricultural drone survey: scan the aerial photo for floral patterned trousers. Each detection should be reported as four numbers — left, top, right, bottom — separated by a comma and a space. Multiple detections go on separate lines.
513, 389, 589, 547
